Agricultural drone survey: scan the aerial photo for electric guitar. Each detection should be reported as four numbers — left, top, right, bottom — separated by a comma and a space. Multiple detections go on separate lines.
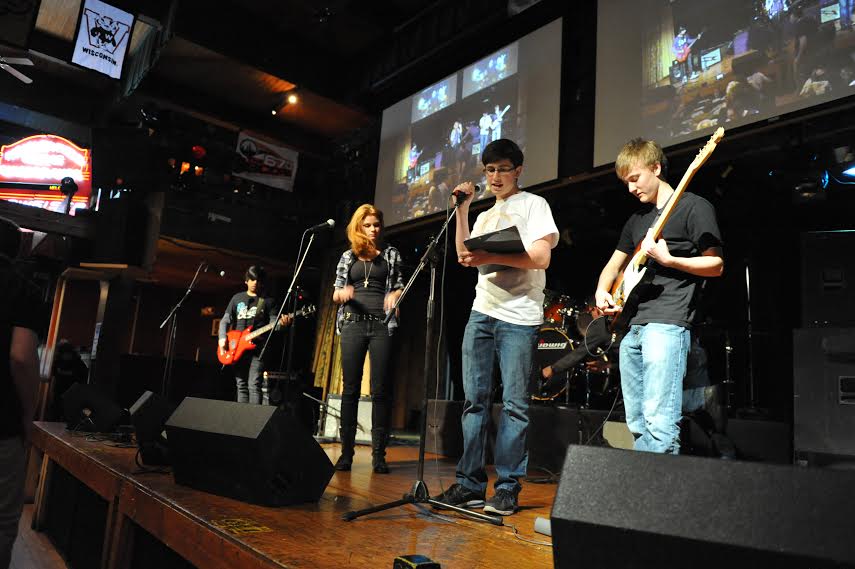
217, 304, 316, 365
608, 127, 724, 332
674, 31, 704, 63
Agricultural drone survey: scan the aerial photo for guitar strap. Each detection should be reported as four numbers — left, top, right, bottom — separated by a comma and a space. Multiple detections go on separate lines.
256, 297, 267, 327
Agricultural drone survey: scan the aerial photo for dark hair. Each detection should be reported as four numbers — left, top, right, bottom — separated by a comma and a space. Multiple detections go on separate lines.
0, 216, 22, 262
481, 139, 524, 167
245, 265, 266, 282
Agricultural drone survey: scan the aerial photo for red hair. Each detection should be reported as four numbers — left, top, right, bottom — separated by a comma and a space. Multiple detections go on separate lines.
346, 204, 384, 258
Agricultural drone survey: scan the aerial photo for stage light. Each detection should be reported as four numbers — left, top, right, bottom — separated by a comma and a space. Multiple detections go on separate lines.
843, 165, 855, 177
271, 90, 299, 115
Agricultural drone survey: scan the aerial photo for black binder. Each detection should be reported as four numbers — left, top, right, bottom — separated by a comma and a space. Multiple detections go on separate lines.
463, 225, 525, 274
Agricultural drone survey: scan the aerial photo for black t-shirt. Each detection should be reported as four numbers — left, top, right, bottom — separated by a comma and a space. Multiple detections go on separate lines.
0, 263, 43, 438
347, 257, 389, 317
616, 192, 722, 329
220, 292, 278, 340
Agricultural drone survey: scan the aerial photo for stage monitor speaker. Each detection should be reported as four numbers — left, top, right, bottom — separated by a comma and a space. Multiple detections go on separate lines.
794, 327, 855, 457
551, 445, 855, 568
801, 231, 855, 327
62, 382, 124, 433
129, 391, 177, 466
165, 397, 334, 506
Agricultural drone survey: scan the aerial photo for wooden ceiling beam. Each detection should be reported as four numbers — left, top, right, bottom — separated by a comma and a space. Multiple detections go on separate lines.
173, 0, 340, 102
136, 78, 333, 158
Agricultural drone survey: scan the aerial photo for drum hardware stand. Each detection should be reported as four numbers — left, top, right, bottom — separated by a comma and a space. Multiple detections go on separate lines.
737, 260, 768, 418
722, 331, 734, 411
342, 201, 503, 526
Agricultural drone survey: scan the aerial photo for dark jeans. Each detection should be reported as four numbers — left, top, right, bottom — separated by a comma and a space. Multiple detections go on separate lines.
339, 320, 395, 452
234, 355, 265, 404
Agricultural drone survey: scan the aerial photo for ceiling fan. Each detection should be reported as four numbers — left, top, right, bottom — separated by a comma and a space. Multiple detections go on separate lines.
0, 55, 34, 84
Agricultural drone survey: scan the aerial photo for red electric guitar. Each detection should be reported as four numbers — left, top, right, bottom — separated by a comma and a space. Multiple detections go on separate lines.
609, 127, 724, 333
217, 304, 316, 365
674, 31, 704, 63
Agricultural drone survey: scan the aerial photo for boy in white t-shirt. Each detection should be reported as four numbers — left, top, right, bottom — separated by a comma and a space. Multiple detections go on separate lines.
435, 139, 558, 516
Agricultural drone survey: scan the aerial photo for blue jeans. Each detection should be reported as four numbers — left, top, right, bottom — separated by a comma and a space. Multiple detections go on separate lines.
619, 323, 690, 454
841, 0, 854, 27
235, 355, 264, 404
457, 310, 538, 494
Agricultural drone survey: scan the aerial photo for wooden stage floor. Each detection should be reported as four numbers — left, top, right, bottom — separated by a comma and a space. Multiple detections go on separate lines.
31, 423, 555, 568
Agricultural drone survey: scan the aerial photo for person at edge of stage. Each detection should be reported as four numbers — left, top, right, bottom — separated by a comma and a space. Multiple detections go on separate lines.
595, 137, 723, 454
0, 216, 43, 569
435, 138, 558, 516
218, 265, 293, 405
331, 204, 404, 474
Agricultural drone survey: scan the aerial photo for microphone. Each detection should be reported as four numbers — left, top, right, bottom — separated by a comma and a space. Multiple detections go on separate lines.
452, 185, 480, 204
204, 263, 226, 277
307, 219, 335, 232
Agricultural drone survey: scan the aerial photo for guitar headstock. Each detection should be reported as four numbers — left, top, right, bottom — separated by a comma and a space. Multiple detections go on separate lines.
689, 127, 725, 171
297, 304, 317, 317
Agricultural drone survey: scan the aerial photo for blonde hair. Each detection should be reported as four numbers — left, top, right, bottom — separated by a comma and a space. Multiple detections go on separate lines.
346, 204, 384, 258
615, 138, 666, 181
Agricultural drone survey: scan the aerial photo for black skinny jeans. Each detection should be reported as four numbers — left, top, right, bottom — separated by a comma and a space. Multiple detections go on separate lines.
339, 319, 395, 450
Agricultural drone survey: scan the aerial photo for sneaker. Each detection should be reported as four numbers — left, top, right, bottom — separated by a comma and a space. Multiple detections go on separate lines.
432, 483, 485, 509
484, 488, 518, 516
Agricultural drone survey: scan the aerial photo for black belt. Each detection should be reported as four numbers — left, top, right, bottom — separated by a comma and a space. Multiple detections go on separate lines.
343, 312, 385, 322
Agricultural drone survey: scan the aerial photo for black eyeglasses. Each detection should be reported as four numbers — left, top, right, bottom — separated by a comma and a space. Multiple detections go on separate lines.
482, 166, 516, 175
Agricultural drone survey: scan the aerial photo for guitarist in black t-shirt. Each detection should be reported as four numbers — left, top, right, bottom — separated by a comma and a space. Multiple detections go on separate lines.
595, 138, 723, 454
218, 266, 292, 405
0, 217, 43, 568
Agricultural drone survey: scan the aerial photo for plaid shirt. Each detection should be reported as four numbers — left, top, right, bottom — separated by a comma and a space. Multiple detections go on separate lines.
334, 246, 404, 335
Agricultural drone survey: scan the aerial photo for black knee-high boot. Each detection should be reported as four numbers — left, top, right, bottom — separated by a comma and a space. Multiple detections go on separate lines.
336, 426, 356, 471
371, 427, 389, 474
336, 399, 358, 471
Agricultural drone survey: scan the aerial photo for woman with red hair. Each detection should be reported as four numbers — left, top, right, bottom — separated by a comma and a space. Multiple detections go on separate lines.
331, 204, 404, 473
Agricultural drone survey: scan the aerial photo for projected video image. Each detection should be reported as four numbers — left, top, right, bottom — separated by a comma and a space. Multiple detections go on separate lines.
376, 18, 561, 226
640, 0, 855, 142
463, 44, 519, 98
393, 78, 520, 222
595, 0, 855, 165
411, 75, 458, 123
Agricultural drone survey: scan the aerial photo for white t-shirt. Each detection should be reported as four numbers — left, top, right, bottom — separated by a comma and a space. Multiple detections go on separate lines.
469, 191, 558, 325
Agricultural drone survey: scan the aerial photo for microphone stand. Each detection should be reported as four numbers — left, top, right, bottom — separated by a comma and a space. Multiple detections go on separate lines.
159, 260, 206, 399
342, 200, 503, 526
258, 231, 316, 365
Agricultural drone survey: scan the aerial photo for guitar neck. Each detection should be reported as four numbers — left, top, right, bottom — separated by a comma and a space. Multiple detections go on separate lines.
648, 166, 696, 241
245, 320, 280, 342
636, 127, 724, 266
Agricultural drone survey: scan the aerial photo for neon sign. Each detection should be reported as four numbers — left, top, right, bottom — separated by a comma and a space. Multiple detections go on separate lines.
0, 135, 92, 198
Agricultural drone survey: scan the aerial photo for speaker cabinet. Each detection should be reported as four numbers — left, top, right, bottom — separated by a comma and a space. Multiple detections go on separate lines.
321, 394, 373, 443
165, 397, 333, 506
794, 327, 855, 457
62, 382, 124, 433
551, 446, 855, 568
801, 231, 855, 327
129, 391, 176, 466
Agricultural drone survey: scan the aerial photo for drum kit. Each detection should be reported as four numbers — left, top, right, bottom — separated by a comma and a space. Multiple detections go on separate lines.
533, 291, 618, 409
